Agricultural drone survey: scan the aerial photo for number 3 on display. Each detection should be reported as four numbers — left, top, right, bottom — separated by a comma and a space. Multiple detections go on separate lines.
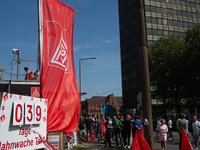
13, 102, 42, 126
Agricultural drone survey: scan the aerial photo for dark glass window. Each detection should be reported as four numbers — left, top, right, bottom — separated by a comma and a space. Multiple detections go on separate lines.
188, 23, 193, 28
183, 22, 188, 27
182, 11, 187, 17
197, 14, 200, 19
158, 30, 163, 36
191, 3, 195, 8
146, 17, 151, 23
147, 29, 152, 35
152, 18, 156, 24
175, 32, 179, 37
177, 10, 182, 16
152, 29, 157, 35
179, 33, 184, 38
169, 31, 173, 36
196, 4, 200, 9
167, 9, 172, 15
178, 21, 183, 27
171, 0, 175, 4
168, 20, 172, 25
193, 13, 197, 19
151, 6, 156, 13
187, 12, 192, 18
162, 8, 167, 15
145, 6, 150, 11
186, 2, 190, 7
173, 20, 178, 26
156, 7, 161, 13
155, 0, 160, 2
181, 1, 186, 6
172, 10, 177, 15
176, 0, 181, 5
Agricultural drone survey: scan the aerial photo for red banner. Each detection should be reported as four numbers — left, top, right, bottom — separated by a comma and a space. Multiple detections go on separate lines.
181, 126, 193, 150
132, 130, 151, 150
101, 120, 106, 134
91, 127, 94, 142
41, 0, 80, 132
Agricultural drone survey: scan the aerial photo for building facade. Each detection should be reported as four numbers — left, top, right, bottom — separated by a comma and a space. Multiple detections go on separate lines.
118, 0, 200, 109
81, 94, 123, 118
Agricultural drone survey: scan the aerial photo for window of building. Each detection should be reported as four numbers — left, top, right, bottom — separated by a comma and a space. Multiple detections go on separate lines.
152, 29, 157, 35
145, 6, 150, 11
156, 7, 161, 13
158, 30, 163, 36
172, 10, 177, 15
151, 6, 156, 13
166, 9, 172, 15
173, 20, 178, 26
193, 13, 197, 19
181, 1, 186, 6
152, 18, 156, 24
91, 110, 93, 112
90, 105, 93, 108
169, 31, 173, 36
164, 31, 168, 36
176, 0, 181, 5
163, 19, 167, 25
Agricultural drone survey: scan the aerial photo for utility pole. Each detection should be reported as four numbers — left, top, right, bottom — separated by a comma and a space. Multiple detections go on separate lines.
137, 0, 154, 149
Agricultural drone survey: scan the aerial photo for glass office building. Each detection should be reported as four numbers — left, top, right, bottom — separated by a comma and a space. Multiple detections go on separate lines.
118, 0, 200, 109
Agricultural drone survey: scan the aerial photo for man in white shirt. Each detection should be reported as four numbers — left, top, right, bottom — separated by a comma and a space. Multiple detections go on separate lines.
191, 116, 200, 149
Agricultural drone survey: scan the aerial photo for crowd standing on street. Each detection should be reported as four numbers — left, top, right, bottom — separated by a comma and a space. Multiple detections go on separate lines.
72, 112, 200, 149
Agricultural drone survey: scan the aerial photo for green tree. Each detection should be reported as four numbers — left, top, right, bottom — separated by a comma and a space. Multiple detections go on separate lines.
148, 36, 186, 112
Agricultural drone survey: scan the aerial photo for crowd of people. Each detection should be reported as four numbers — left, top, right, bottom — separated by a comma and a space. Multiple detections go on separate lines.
155, 113, 200, 150
76, 114, 142, 148
68, 113, 200, 150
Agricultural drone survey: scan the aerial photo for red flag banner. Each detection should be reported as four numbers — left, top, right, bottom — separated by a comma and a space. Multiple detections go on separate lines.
101, 120, 106, 134
91, 127, 94, 142
41, 0, 80, 132
181, 126, 193, 150
132, 130, 151, 150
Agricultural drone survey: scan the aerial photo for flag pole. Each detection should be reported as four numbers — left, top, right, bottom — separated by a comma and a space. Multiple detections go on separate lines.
37, 0, 43, 72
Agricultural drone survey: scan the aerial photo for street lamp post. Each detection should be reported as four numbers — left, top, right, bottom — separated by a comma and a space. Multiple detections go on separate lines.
12, 48, 20, 80
79, 58, 96, 115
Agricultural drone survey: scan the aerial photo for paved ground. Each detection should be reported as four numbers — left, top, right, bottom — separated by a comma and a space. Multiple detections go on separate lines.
73, 132, 197, 150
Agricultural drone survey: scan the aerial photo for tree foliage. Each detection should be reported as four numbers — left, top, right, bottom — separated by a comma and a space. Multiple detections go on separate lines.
148, 25, 200, 107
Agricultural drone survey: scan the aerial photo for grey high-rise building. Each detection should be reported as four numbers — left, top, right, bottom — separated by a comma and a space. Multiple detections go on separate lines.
118, 0, 200, 110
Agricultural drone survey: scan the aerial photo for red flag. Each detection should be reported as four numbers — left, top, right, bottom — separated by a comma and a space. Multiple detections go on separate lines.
181, 126, 193, 150
41, 0, 80, 132
101, 120, 106, 134
132, 130, 151, 150
91, 127, 94, 142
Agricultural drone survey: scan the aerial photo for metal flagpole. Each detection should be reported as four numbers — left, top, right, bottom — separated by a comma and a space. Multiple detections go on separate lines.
37, 0, 43, 72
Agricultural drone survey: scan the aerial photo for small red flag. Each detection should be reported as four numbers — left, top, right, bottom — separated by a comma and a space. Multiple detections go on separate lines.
132, 130, 151, 150
101, 120, 106, 134
91, 127, 94, 142
181, 126, 193, 150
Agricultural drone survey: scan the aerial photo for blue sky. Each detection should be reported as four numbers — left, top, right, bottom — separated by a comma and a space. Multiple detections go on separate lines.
0, 0, 122, 100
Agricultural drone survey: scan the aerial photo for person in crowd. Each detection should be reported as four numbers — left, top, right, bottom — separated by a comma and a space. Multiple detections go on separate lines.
178, 113, 189, 150
123, 115, 132, 148
191, 116, 200, 150
78, 116, 86, 143
93, 118, 97, 140
156, 117, 161, 138
112, 116, 123, 147
176, 114, 181, 133
132, 115, 141, 139
119, 116, 124, 145
167, 117, 173, 137
105, 116, 113, 147
85, 114, 93, 142
156, 119, 168, 150
96, 117, 103, 141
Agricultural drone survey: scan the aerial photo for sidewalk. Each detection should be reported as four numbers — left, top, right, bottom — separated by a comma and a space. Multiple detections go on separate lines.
73, 132, 180, 150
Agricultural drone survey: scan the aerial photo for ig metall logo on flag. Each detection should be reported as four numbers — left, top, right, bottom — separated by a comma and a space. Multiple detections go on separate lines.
47, 21, 70, 73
